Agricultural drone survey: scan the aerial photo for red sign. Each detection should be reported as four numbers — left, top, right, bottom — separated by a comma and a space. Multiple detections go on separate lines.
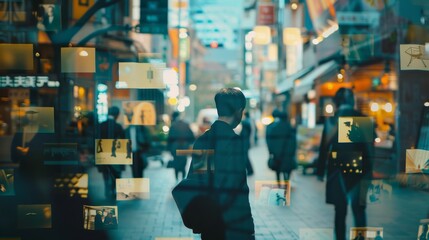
257, 3, 276, 25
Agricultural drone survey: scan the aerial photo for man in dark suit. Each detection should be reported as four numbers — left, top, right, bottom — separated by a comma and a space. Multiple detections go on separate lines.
187, 88, 255, 240
98, 106, 125, 199
240, 111, 254, 176
317, 88, 374, 240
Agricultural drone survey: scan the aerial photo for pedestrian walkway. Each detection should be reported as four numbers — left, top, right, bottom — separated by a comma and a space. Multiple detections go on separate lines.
86, 142, 429, 240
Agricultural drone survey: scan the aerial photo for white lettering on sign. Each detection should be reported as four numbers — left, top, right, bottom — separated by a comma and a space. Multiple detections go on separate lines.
0, 76, 60, 88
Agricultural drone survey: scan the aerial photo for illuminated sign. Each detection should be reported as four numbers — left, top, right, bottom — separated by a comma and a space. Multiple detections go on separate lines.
0, 76, 60, 88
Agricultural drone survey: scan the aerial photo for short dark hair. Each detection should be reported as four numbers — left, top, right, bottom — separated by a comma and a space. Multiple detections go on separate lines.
108, 106, 120, 118
172, 111, 180, 121
214, 88, 246, 117
333, 87, 354, 107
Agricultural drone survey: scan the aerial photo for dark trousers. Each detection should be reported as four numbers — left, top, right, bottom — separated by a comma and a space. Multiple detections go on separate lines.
132, 151, 145, 178
276, 170, 292, 182
101, 166, 121, 198
334, 187, 366, 240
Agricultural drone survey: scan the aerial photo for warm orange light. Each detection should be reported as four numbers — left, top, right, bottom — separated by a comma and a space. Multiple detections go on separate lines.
210, 41, 218, 48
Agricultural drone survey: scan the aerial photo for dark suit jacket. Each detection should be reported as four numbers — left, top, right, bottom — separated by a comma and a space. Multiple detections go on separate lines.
317, 105, 374, 205
188, 120, 255, 236
265, 120, 297, 172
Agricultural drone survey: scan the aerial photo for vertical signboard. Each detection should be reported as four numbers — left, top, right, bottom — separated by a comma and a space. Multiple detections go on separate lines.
257, 2, 275, 25
139, 0, 168, 34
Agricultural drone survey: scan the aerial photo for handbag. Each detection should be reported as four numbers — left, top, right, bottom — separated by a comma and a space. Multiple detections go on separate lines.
172, 149, 217, 232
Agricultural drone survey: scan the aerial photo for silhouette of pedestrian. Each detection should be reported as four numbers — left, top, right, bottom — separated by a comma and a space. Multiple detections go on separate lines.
111, 139, 117, 157
126, 139, 132, 159
317, 88, 373, 240
97, 139, 103, 153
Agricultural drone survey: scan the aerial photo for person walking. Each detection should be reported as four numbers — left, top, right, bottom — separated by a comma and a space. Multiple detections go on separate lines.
125, 124, 151, 178
266, 110, 297, 182
186, 88, 255, 240
167, 111, 195, 181
98, 106, 125, 199
317, 88, 374, 240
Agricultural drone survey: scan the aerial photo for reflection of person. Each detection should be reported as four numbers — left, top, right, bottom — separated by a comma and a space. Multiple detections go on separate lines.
103, 210, 118, 229
126, 139, 132, 158
125, 124, 151, 178
111, 139, 118, 157
167, 111, 195, 181
187, 88, 255, 240
374, 230, 383, 240
94, 210, 104, 230
317, 88, 373, 240
240, 111, 254, 176
353, 231, 364, 240
97, 106, 125, 199
266, 110, 297, 182
41, 5, 58, 31
420, 224, 428, 240
97, 139, 103, 153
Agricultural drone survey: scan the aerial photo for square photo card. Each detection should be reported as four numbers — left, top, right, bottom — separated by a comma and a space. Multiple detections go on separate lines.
255, 180, 290, 207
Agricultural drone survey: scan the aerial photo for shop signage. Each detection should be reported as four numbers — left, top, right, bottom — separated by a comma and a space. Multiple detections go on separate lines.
0, 76, 60, 88
257, 3, 275, 25
139, 0, 168, 34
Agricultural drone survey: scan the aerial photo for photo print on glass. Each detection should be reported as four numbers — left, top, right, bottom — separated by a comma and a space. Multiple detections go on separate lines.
83, 205, 118, 230
36, 3, 61, 32
18, 204, 52, 229
254, 180, 291, 206
299, 228, 333, 240
16, 107, 55, 133
360, 180, 392, 205
53, 173, 88, 198
0, 0, 27, 23
338, 117, 374, 143
417, 219, 429, 240
331, 151, 364, 174
43, 143, 79, 165
95, 139, 133, 165
406, 149, 429, 174
116, 178, 150, 200
0, 43, 33, 71
61, 47, 95, 73
350, 227, 383, 240
122, 101, 156, 126
118, 62, 166, 89
400, 44, 429, 71
0, 169, 14, 196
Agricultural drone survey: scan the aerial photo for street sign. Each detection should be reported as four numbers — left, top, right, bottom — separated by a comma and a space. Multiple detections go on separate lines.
257, 2, 276, 25
139, 0, 168, 34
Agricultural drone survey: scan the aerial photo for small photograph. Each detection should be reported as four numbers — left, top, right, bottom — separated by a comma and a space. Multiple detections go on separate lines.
0, 169, 14, 196
122, 101, 157, 126
338, 117, 374, 143
116, 178, 150, 200
417, 219, 429, 240
95, 139, 133, 165
16, 107, 55, 133
254, 180, 290, 206
299, 228, 333, 240
0, 43, 33, 71
43, 143, 79, 165
406, 149, 429, 174
83, 205, 118, 230
400, 44, 429, 71
360, 180, 392, 205
18, 204, 52, 229
61, 47, 96, 73
350, 227, 383, 240
36, 4, 61, 32
118, 62, 166, 89
53, 173, 88, 198
331, 151, 364, 174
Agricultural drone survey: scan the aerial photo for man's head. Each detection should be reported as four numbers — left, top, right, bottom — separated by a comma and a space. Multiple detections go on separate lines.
334, 87, 355, 108
215, 88, 246, 128
108, 106, 120, 120
172, 111, 180, 121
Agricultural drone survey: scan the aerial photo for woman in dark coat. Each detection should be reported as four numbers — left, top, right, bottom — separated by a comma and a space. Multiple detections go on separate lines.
317, 88, 374, 240
266, 110, 297, 182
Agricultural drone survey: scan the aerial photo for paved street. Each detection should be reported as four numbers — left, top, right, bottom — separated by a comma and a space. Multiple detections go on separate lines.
84, 141, 429, 240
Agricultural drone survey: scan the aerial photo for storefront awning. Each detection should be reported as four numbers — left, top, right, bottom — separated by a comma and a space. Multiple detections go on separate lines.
277, 67, 313, 93
292, 60, 338, 102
